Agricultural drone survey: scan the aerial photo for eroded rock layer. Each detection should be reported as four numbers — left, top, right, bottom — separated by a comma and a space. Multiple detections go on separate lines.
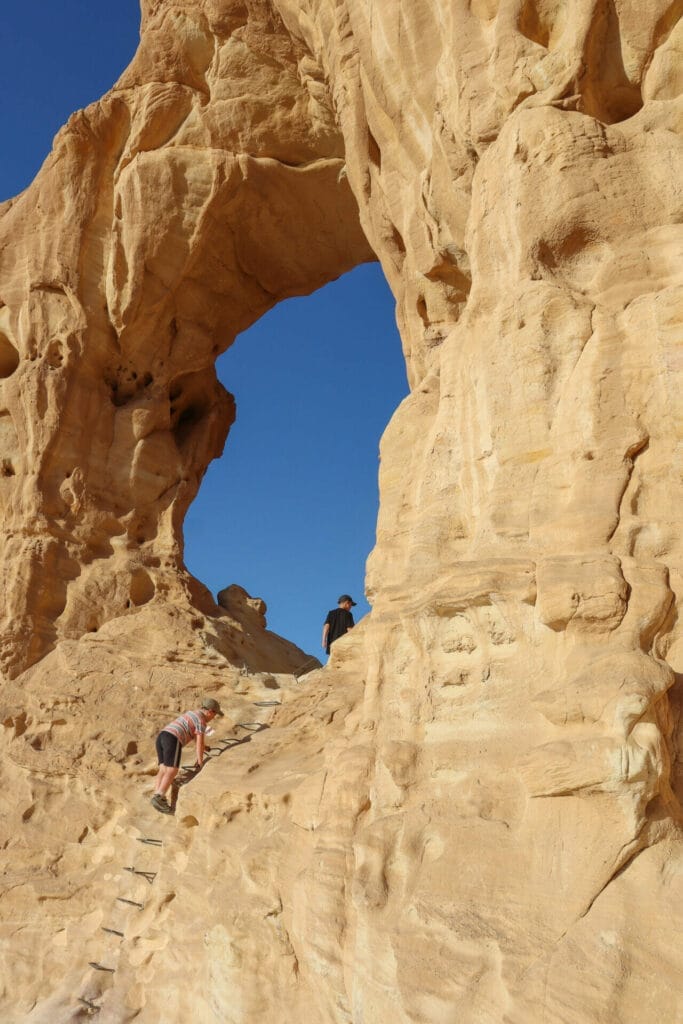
0, 2, 681, 1022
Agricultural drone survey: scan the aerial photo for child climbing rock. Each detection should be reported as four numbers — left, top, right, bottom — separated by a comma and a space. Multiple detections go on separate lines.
150, 697, 224, 814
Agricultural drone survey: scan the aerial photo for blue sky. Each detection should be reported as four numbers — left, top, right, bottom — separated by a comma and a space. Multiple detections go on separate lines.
3, 2, 409, 657
187, 268, 407, 654
1, 2, 142, 201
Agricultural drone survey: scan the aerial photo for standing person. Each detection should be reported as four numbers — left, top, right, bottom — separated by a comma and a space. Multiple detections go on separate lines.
322, 594, 356, 656
150, 697, 224, 814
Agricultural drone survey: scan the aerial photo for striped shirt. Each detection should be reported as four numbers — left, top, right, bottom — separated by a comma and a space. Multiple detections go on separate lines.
162, 710, 207, 747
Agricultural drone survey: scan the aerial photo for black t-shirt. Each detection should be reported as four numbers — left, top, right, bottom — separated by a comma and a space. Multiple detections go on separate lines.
324, 607, 354, 651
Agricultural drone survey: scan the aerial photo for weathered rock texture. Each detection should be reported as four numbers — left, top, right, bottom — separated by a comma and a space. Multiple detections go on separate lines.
1, 1, 682, 1022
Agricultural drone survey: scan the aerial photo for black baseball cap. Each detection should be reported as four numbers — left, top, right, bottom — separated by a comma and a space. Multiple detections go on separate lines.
338, 594, 357, 606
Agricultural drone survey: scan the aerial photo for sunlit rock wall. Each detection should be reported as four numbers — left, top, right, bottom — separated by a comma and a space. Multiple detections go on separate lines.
0, 1, 681, 1022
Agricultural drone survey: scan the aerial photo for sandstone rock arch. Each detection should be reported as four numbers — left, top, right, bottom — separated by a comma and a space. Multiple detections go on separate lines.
0, 0, 376, 678
0, 2, 682, 1022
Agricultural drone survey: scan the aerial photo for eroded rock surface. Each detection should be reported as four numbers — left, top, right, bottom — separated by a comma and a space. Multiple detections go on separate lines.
0, 1, 681, 1022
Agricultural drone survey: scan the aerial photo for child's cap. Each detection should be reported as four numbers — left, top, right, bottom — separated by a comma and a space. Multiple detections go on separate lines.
201, 697, 224, 716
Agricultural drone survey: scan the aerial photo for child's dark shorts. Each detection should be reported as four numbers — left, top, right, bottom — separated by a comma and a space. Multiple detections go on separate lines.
155, 730, 182, 768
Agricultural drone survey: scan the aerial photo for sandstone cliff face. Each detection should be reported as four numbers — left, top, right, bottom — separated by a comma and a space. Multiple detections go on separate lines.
1, 2, 682, 1022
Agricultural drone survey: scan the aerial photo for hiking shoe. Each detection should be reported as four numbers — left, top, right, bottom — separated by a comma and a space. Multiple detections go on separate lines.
151, 795, 172, 814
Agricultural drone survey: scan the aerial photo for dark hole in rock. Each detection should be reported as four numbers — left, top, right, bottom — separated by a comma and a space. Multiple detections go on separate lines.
391, 224, 406, 256
173, 404, 206, 448
368, 130, 381, 170
130, 569, 155, 606
517, 0, 551, 48
12, 713, 27, 737
0, 332, 19, 378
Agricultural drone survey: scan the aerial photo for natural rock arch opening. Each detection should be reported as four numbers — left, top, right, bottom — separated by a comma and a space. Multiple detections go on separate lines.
184, 261, 408, 653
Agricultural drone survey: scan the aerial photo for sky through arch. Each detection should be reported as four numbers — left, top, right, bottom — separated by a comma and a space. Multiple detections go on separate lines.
185, 264, 408, 655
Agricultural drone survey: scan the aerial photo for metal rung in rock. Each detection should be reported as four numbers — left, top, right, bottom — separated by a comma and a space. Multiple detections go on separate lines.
101, 927, 124, 938
136, 837, 163, 847
89, 962, 115, 973
253, 701, 281, 707
124, 866, 157, 884
116, 897, 144, 910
